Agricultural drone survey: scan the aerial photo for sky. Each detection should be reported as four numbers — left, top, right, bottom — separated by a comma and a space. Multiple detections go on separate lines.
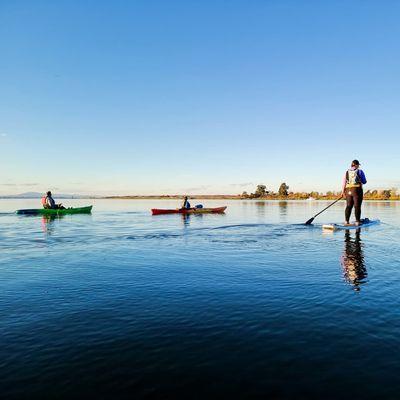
1, 0, 399, 195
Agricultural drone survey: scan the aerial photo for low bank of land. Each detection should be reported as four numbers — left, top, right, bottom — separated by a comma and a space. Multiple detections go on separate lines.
105, 192, 400, 201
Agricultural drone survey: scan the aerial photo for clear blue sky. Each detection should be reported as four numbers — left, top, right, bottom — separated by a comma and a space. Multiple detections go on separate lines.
1, 0, 399, 195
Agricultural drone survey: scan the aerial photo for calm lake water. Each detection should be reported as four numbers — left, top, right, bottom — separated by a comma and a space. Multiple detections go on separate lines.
1, 199, 400, 399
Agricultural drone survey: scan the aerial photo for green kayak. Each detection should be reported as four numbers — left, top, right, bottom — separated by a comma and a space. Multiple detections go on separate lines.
16, 206, 93, 215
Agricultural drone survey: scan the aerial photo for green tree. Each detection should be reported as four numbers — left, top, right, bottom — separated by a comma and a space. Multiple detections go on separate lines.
254, 184, 268, 198
278, 183, 289, 197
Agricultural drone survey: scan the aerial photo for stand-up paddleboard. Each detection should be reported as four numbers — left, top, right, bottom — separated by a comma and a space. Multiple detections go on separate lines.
322, 218, 380, 231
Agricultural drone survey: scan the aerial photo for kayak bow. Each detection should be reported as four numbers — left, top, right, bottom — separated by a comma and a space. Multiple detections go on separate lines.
152, 206, 227, 215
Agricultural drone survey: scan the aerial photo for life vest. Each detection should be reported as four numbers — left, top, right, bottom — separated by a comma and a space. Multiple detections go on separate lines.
346, 169, 361, 188
42, 195, 56, 208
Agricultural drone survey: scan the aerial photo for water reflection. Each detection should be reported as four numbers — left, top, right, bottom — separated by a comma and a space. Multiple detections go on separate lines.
278, 201, 288, 215
340, 229, 367, 291
180, 212, 226, 227
181, 213, 192, 227
41, 215, 64, 235
278, 201, 288, 223
254, 201, 266, 217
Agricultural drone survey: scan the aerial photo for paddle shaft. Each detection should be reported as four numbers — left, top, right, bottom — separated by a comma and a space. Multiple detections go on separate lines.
311, 196, 343, 220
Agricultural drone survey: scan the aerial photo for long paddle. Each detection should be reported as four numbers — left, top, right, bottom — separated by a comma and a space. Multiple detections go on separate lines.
305, 195, 343, 225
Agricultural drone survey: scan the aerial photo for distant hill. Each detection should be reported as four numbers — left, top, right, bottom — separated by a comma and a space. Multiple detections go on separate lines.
0, 192, 96, 199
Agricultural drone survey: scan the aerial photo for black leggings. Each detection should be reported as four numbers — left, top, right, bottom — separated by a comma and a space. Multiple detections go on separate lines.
345, 187, 363, 222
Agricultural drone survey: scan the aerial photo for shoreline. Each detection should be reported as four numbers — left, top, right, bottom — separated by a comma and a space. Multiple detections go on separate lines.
2, 196, 400, 201
103, 195, 400, 201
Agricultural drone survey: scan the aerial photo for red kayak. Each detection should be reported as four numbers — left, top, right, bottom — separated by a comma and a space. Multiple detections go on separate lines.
151, 206, 227, 215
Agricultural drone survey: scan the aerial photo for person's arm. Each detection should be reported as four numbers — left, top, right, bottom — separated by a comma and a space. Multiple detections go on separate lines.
342, 172, 347, 194
359, 170, 367, 185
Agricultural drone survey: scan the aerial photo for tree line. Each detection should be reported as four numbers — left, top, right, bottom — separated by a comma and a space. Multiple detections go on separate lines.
241, 184, 400, 200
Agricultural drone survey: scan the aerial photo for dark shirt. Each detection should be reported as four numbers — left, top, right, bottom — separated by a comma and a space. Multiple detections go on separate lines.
47, 196, 56, 209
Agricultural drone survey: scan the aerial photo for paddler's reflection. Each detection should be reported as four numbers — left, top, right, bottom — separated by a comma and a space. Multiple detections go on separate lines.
41, 214, 64, 235
340, 229, 367, 291
181, 213, 191, 227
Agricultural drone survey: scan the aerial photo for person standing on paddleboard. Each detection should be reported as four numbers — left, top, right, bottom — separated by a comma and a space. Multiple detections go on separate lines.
342, 160, 367, 226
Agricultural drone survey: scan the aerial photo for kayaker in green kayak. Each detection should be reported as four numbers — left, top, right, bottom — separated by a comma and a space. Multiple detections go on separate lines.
181, 196, 191, 210
41, 191, 65, 210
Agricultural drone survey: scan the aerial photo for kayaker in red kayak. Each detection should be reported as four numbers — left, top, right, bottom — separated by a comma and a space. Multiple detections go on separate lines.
181, 196, 191, 210
41, 191, 65, 209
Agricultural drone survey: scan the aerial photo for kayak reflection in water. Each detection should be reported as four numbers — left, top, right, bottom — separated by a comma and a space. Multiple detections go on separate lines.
41, 191, 65, 210
340, 229, 367, 291
180, 212, 205, 226
181, 196, 191, 210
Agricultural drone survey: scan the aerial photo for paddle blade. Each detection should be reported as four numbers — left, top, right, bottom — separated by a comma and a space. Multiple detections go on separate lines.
305, 217, 314, 225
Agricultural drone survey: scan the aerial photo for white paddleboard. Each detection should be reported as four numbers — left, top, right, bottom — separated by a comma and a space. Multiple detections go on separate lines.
322, 219, 380, 231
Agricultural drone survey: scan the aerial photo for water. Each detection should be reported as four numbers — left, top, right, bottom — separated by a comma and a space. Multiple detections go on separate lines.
1, 199, 400, 399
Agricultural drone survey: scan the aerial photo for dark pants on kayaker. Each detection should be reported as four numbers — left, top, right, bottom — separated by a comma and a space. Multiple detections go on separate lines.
345, 187, 363, 222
